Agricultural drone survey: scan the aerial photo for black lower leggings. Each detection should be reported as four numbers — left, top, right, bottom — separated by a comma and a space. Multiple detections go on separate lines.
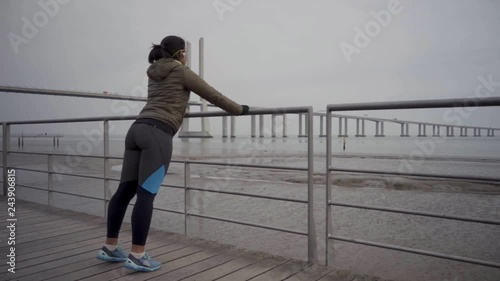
107, 122, 173, 245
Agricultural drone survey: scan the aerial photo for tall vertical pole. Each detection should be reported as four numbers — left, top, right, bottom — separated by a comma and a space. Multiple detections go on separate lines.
184, 162, 190, 235
306, 107, 317, 263
103, 120, 110, 218
180, 41, 192, 135
199, 38, 210, 135
47, 154, 52, 206
3, 123, 10, 196
325, 108, 332, 266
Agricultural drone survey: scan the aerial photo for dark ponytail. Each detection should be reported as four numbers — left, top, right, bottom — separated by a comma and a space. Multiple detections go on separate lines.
148, 35, 186, 64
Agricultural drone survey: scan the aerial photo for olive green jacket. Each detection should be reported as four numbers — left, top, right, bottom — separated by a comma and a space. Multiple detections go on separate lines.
138, 58, 244, 134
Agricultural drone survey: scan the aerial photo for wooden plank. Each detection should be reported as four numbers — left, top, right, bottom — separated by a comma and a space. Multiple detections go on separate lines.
283, 265, 336, 281
179, 252, 265, 281
147, 247, 243, 281
0, 222, 106, 255
215, 256, 290, 281
16, 217, 104, 241
17, 222, 109, 244
248, 260, 312, 281
64, 239, 208, 281
112, 243, 225, 281
88, 240, 210, 281
316, 270, 358, 281
2, 229, 168, 281
13, 224, 130, 255
14, 234, 177, 281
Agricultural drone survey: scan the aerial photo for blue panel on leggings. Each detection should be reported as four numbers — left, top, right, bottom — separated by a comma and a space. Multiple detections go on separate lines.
140, 165, 165, 194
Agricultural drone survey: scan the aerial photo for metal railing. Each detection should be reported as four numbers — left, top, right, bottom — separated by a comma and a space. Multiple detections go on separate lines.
1, 106, 318, 263
325, 96, 500, 268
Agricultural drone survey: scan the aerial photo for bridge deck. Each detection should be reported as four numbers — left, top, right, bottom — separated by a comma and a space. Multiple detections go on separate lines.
0, 197, 388, 281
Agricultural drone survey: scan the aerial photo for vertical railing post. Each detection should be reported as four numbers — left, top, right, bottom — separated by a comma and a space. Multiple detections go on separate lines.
47, 154, 53, 206
306, 108, 317, 264
103, 120, 110, 218
184, 162, 190, 235
325, 108, 332, 266
3, 123, 10, 196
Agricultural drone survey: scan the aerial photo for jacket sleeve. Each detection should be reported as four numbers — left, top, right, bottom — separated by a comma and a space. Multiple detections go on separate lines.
182, 67, 243, 115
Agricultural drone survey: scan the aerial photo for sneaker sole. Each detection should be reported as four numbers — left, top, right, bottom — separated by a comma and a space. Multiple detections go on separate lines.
96, 250, 127, 262
124, 259, 161, 272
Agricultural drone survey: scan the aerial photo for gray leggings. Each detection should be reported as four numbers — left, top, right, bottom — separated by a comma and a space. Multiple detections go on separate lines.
107, 123, 173, 245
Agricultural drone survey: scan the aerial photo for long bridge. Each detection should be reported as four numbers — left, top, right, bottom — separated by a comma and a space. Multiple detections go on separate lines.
2, 85, 498, 140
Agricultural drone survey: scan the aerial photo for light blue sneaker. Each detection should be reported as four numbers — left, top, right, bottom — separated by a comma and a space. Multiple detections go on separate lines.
124, 252, 161, 272
96, 245, 128, 262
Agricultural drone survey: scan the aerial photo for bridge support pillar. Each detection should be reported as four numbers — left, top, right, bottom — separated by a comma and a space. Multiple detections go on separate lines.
432, 125, 441, 137
460, 127, 468, 137
356, 119, 366, 137
375, 121, 385, 137
271, 114, 276, 138
282, 114, 287, 138
251, 115, 256, 138
400, 123, 410, 137
418, 124, 427, 137
338, 117, 348, 137
230, 116, 236, 138
473, 128, 481, 137
259, 115, 265, 138
222, 116, 228, 138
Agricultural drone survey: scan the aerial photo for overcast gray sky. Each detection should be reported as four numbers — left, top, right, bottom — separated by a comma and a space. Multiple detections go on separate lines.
1, 0, 499, 135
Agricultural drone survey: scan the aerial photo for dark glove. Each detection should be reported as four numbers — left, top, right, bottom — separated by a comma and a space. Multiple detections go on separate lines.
241, 105, 250, 115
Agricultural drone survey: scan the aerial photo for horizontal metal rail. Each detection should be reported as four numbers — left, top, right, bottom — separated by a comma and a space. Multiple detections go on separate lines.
327, 96, 500, 112
3, 106, 317, 263
5, 107, 310, 125
188, 186, 307, 204
18, 184, 103, 201
329, 202, 500, 225
330, 235, 500, 268
9, 167, 47, 174
188, 160, 308, 171
325, 97, 500, 267
8, 150, 106, 159
0, 85, 211, 107
187, 212, 307, 236
329, 168, 500, 183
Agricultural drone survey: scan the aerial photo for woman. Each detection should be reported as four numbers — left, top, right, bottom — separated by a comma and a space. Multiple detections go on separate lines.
96, 35, 249, 272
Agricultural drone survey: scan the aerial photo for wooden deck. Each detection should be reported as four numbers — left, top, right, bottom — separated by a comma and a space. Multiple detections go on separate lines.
0, 197, 389, 281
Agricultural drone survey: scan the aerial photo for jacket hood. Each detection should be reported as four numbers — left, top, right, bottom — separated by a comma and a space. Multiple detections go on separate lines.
147, 58, 182, 81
